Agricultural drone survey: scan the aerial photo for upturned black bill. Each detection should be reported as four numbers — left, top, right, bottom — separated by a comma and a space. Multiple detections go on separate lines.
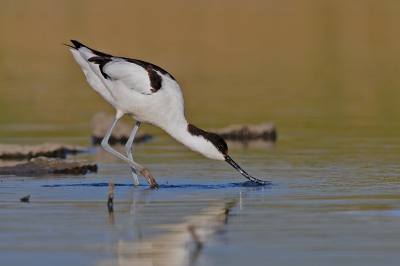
224, 156, 271, 185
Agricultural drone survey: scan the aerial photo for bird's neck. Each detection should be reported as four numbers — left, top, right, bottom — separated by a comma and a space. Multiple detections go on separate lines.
161, 122, 224, 161
162, 120, 195, 148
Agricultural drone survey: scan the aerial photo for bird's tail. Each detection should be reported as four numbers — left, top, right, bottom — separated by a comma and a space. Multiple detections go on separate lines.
69, 40, 113, 58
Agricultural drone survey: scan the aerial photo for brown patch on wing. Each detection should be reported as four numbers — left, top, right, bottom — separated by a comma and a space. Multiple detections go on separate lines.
187, 124, 228, 155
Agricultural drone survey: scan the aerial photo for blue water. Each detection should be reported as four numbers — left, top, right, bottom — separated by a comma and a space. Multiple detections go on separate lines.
1, 133, 400, 266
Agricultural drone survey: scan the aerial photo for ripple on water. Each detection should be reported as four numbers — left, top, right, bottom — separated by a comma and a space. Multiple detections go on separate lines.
41, 181, 272, 189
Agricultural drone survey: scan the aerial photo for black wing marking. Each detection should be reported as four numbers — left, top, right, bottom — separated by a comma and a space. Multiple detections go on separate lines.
70, 40, 176, 93
88, 56, 112, 79
71, 40, 113, 58
122, 57, 176, 81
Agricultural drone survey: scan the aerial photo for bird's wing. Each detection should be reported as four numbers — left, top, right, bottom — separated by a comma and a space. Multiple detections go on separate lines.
70, 40, 176, 95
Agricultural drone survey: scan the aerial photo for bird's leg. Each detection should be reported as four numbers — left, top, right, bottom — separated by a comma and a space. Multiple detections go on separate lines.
101, 118, 159, 188
125, 121, 141, 186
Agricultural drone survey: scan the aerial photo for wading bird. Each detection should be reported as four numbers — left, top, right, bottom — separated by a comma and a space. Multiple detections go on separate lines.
67, 40, 269, 188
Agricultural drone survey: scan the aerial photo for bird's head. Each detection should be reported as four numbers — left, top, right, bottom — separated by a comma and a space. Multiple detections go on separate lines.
187, 124, 270, 185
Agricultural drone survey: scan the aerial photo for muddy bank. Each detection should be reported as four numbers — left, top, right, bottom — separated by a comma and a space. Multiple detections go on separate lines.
0, 143, 88, 160
92, 112, 276, 144
0, 157, 97, 175
91, 112, 152, 145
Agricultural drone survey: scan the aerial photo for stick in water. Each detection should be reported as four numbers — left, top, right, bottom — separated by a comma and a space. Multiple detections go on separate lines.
107, 183, 114, 210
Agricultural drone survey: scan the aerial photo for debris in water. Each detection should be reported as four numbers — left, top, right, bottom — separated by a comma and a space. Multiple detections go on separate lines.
20, 195, 30, 202
107, 182, 114, 209
214, 122, 277, 142
0, 157, 97, 175
0, 143, 88, 160
107, 183, 115, 224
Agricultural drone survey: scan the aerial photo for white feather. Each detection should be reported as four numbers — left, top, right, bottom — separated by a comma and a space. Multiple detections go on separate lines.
102, 60, 153, 95
69, 48, 115, 107
69, 42, 226, 161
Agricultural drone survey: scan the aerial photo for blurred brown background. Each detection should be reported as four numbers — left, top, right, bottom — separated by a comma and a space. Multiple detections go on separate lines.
0, 0, 399, 139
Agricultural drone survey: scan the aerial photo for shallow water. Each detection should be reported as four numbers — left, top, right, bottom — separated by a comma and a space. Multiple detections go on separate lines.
1, 127, 399, 266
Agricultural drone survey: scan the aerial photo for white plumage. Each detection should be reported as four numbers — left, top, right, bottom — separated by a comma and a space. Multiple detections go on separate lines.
68, 40, 268, 187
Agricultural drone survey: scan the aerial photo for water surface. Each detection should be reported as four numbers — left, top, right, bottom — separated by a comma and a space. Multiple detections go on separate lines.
1, 129, 399, 265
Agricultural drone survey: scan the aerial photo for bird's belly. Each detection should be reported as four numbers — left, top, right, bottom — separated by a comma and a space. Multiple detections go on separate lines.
127, 104, 184, 127
113, 92, 184, 128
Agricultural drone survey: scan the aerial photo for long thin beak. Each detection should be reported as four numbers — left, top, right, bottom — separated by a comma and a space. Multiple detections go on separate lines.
224, 156, 271, 185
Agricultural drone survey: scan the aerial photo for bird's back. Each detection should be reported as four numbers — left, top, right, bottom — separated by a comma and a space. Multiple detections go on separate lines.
68, 40, 186, 127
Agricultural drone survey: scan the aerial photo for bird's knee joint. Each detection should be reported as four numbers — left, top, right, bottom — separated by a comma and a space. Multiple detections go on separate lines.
124, 142, 132, 153
101, 141, 110, 150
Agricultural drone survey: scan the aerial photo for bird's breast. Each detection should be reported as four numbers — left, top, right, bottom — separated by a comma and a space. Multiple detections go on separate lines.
123, 81, 187, 128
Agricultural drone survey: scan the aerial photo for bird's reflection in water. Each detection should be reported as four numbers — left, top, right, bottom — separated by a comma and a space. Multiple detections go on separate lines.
100, 185, 266, 266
